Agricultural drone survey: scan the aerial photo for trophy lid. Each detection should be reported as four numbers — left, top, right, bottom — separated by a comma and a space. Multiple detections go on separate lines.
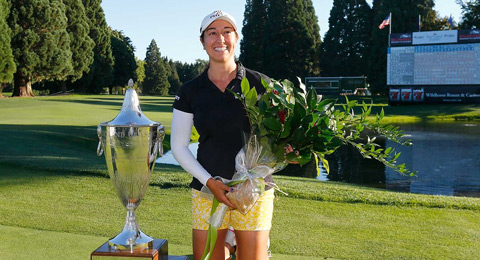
99, 79, 160, 127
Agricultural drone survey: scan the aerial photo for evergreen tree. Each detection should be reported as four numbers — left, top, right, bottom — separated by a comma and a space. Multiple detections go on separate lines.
174, 59, 208, 84
263, 0, 321, 82
134, 58, 145, 91
63, 0, 94, 83
8, 0, 73, 97
143, 39, 169, 95
164, 58, 182, 95
44, 0, 94, 94
320, 0, 372, 77
239, 0, 267, 71
457, 0, 480, 29
110, 29, 137, 92
78, 0, 114, 93
0, 0, 15, 89
367, 0, 435, 94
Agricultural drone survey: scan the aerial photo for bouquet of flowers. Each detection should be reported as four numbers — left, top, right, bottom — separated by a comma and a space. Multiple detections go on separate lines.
201, 77, 414, 260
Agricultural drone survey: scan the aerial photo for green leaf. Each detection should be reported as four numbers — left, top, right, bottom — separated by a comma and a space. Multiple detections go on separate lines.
297, 77, 307, 92
318, 153, 330, 174
280, 117, 292, 138
259, 99, 268, 113
261, 77, 270, 89
241, 77, 250, 96
297, 149, 312, 166
307, 88, 317, 111
245, 87, 258, 107
294, 102, 307, 119
263, 117, 282, 131
316, 99, 335, 111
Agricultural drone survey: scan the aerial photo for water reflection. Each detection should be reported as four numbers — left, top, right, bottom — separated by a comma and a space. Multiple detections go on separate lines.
319, 121, 480, 197
156, 142, 198, 165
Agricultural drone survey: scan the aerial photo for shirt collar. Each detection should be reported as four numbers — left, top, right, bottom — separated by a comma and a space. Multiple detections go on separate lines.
235, 62, 246, 80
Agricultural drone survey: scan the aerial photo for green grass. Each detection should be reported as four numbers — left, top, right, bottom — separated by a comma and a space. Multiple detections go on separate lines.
1, 94, 480, 259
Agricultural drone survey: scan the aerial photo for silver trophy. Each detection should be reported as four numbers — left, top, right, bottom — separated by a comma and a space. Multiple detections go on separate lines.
97, 79, 165, 251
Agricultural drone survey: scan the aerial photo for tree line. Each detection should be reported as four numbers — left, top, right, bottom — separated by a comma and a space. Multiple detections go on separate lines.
1, 0, 479, 97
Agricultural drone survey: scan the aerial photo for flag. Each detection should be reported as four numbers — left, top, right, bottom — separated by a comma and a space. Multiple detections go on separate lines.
379, 14, 390, 29
448, 15, 454, 29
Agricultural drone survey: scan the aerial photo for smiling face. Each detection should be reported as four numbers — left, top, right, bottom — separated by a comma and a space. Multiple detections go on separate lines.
200, 19, 239, 64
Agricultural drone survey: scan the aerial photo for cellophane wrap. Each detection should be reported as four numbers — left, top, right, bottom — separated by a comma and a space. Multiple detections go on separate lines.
201, 135, 286, 227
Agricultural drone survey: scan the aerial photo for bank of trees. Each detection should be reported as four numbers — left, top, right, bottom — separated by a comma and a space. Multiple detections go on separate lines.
240, 0, 321, 82
1, 0, 479, 97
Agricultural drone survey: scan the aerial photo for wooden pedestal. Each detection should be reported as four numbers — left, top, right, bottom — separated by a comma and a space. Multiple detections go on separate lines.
91, 239, 187, 260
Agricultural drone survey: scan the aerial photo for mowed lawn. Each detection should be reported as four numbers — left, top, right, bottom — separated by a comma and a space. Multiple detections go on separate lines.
1, 94, 480, 259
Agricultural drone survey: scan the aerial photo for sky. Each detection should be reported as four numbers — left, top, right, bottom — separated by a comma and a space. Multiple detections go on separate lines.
101, 0, 462, 63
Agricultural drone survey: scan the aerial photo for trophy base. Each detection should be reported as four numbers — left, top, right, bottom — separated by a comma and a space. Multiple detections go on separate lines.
91, 239, 186, 260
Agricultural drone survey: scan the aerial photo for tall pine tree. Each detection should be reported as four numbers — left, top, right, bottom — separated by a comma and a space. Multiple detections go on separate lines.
457, 0, 480, 29
110, 29, 137, 92
135, 58, 145, 90
0, 0, 15, 88
8, 0, 73, 97
63, 0, 94, 86
320, 0, 372, 77
262, 0, 321, 82
367, 0, 435, 94
164, 58, 182, 95
39, 0, 94, 94
78, 0, 114, 93
240, 0, 267, 71
143, 39, 169, 96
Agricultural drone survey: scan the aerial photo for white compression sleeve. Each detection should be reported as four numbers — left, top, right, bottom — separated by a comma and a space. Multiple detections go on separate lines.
171, 108, 212, 186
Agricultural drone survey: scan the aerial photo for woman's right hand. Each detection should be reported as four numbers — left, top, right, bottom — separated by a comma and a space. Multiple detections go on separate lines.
206, 178, 236, 208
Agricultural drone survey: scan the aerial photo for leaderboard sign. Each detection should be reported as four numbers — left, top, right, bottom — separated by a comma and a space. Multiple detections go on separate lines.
387, 29, 480, 103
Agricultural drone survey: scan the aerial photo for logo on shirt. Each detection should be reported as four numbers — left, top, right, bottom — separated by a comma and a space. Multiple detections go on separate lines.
175, 95, 180, 100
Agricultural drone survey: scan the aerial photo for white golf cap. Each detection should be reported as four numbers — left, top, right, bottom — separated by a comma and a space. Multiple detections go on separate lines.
200, 10, 237, 35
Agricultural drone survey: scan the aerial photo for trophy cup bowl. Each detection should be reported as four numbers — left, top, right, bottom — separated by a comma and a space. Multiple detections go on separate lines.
97, 80, 165, 251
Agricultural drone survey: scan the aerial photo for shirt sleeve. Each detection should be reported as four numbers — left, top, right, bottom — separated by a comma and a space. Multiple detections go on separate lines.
172, 85, 193, 113
170, 108, 212, 186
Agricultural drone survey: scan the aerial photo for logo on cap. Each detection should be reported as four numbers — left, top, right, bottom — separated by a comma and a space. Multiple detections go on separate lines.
210, 10, 223, 19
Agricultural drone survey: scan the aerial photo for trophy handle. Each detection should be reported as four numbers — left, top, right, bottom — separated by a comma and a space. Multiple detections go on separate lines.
97, 125, 104, 156
157, 125, 165, 157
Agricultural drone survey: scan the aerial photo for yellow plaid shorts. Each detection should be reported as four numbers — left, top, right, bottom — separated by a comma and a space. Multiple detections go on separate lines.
191, 188, 274, 231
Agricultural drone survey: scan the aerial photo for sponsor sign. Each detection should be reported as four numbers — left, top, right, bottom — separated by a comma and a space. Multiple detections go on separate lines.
458, 29, 480, 43
412, 88, 424, 102
390, 33, 413, 46
401, 88, 412, 101
389, 88, 401, 102
389, 86, 480, 104
412, 30, 458, 45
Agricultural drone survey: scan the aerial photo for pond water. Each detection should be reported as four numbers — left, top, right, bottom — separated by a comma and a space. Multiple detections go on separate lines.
318, 121, 480, 197
157, 121, 480, 197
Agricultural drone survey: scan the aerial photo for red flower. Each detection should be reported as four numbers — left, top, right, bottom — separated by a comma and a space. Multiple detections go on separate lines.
278, 109, 287, 124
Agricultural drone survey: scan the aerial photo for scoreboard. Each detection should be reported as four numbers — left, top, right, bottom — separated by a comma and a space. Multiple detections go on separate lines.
387, 29, 480, 103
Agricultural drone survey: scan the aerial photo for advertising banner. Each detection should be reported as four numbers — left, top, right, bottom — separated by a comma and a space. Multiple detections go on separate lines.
412, 88, 425, 102
412, 31, 458, 45
389, 88, 401, 102
458, 29, 480, 43
389, 86, 480, 104
390, 33, 413, 46
401, 88, 412, 101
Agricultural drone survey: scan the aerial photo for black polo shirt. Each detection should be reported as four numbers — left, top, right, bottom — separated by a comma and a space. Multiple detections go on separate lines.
173, 63, 273, 191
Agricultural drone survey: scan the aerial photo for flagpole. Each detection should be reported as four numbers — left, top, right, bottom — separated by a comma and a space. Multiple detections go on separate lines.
418, 14, 421, 32
388, 12, 392, 47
